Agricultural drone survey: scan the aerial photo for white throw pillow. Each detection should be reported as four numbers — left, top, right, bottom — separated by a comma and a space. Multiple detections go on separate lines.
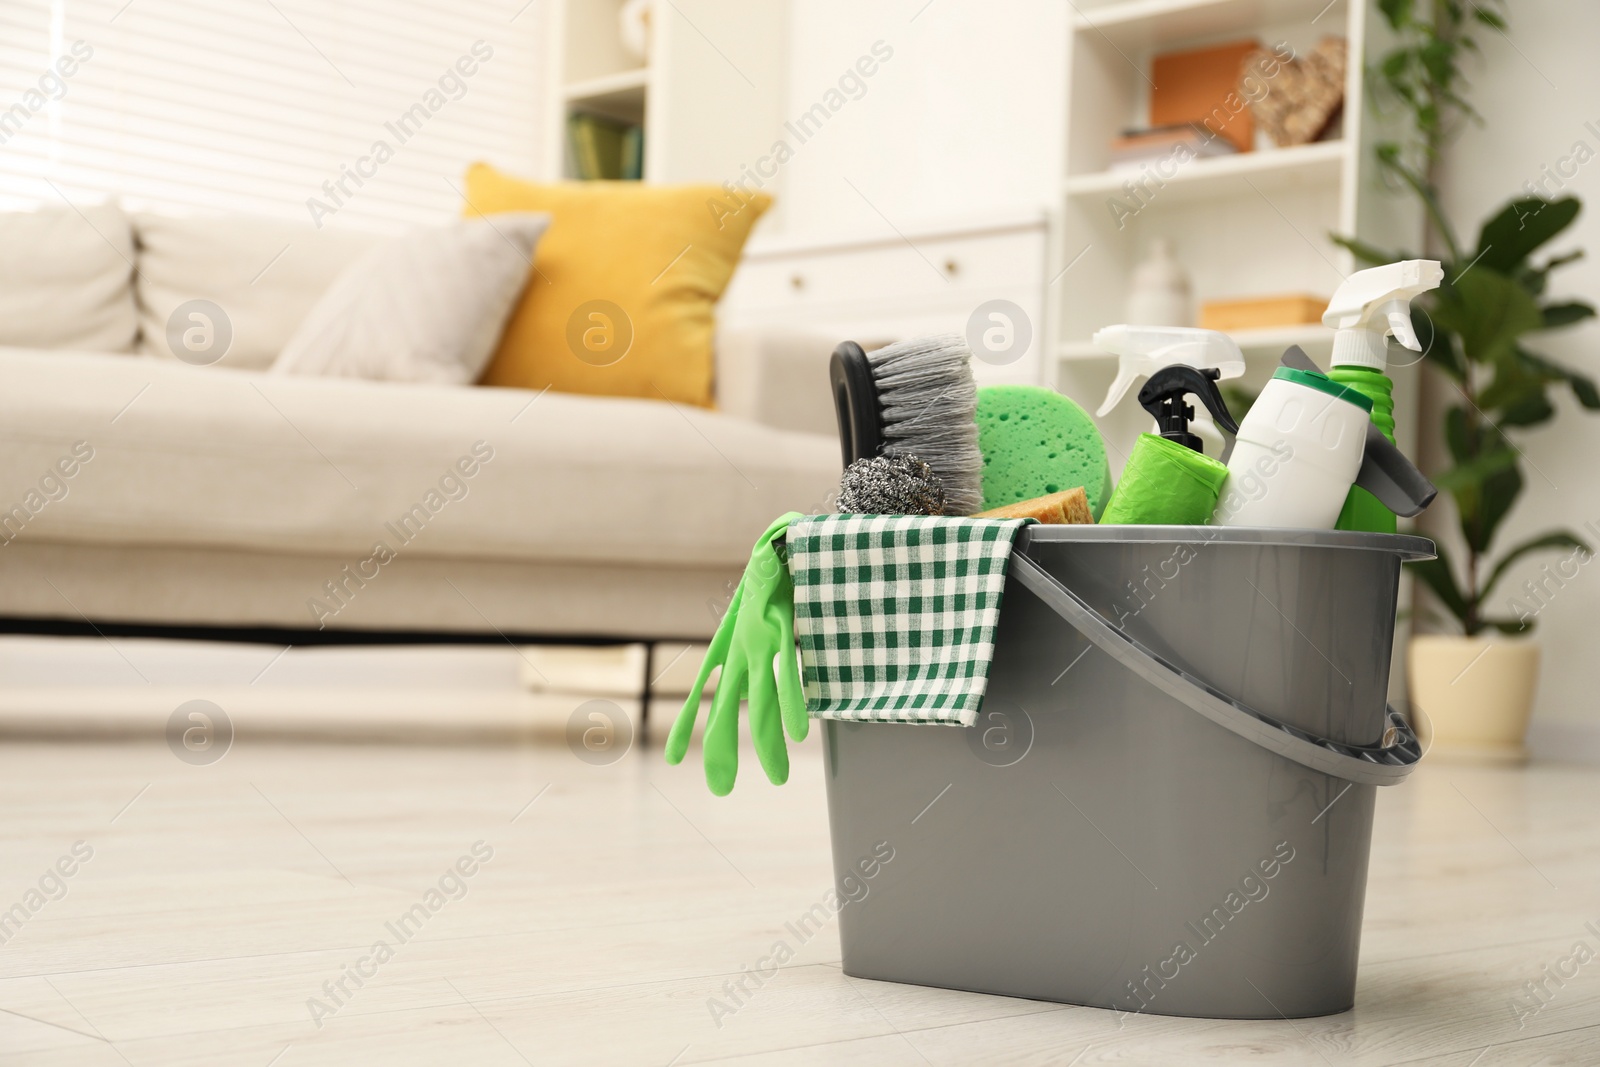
0, 202, 138, 352
133, 211, 378, 370
270, 214, 550, 385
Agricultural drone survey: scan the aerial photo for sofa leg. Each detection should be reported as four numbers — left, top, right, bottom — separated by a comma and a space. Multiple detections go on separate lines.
638, 641, 654, 746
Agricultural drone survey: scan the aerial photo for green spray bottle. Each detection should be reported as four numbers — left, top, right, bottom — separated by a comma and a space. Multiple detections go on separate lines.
1323, 260, 1443, 533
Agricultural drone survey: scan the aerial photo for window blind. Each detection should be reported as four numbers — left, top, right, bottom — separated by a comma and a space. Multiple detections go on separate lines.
0, 0, 543, 232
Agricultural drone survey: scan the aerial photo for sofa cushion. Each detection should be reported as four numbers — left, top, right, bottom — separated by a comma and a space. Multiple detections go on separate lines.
271, 214, 550, 385
0, 203, 138, 352
132, 212, 378, 370
0, 348, 839, 569
463, 162, 771, 409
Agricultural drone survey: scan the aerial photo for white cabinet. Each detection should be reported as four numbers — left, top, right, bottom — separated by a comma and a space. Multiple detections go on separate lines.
719, 211, 1052, 388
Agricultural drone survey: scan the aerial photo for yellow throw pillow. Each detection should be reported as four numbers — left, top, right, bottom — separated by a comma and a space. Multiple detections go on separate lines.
463, 162, 770, 408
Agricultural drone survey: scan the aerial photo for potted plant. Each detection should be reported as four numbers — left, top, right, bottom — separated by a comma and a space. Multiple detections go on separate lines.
1337, 1, 1599, 759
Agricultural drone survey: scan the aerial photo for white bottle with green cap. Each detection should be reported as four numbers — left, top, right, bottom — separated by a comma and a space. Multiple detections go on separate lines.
1213, 367, 1375, 529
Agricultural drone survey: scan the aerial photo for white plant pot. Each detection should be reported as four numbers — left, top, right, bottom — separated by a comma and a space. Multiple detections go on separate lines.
1408, 634, 1540, 763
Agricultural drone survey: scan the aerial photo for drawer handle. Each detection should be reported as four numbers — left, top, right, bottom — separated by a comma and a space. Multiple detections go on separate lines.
789, 273, 806, 291
944, 258, 960, 276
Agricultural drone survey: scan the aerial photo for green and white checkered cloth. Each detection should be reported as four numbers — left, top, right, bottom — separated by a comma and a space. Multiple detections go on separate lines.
786, 514, 1032, 727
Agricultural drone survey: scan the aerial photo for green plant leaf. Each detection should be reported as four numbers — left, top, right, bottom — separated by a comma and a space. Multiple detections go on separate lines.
1478, 360, 1542, 409
1375, 145, 1462, 255
1520, 249, 1583, 295
1433, 446, 1518, 492
1431, 269, 1546, 368
1519, 348, 1600, 409
1497, 389, 1556, 427
1378, 0, 1414, 30
1541, 301, 1596, 329
1419, 39, 1457, 84
1219, 384, 1258, 422
1483, 617, 1532, 635
1478, 359, 1557, 426
1443, 405, 1474, 463
1408, 551, 1468, 631
1416, 304, 1467, 382
1474, 197, 1581, 274
1470, 460, 1524, 557
1481, 530, 1591, 603
1330, 234, 1406, 267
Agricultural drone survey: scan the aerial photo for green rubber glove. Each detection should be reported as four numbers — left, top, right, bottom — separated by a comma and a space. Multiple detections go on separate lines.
665, 512, 809, 795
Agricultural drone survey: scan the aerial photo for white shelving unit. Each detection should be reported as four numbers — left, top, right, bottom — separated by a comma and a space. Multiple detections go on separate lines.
1061, 138, 1348, 203
543, 0, 787, 184
1053, 0, 1422, 463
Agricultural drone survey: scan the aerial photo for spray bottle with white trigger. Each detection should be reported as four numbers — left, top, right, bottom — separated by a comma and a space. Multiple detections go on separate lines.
1323, 259, 1444, 532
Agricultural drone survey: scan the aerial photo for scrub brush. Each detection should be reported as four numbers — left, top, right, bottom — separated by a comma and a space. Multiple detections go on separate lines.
829, 334, 983, 515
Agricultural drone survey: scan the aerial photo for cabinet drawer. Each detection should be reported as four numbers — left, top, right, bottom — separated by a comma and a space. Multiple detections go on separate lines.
725, 227, 1046, 315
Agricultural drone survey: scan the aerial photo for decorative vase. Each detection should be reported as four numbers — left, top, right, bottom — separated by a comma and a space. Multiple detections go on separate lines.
1408, 634, 1541, 763
1126, 238, 1193, 327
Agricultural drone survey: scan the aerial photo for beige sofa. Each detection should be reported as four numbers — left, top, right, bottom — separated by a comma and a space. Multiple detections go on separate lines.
0, 204, 839, 647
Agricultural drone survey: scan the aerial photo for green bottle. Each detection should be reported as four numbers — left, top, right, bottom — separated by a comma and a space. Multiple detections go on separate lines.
1330, 366, 1396, 534
1323, 260, 1444, 533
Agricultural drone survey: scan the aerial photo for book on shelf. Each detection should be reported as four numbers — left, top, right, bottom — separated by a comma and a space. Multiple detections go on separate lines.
1150, 39, 1259, 153
621, 124, 643, 181
567, 112, 643, 181
1108, 122, 1237, 171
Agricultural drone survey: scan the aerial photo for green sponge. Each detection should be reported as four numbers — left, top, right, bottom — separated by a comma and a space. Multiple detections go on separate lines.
975, 385, 1112, 518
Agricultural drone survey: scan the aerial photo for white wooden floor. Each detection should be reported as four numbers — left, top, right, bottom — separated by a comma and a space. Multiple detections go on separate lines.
2, 730, 1599, 1065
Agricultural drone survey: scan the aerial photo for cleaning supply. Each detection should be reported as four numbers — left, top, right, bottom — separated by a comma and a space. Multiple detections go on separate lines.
822, 524, 1430, 1018
1323, 259, 1443, 532
1214, 367, 1373, 529
977, 487, 1093, 525
787, 513, 1033, 726
1276, 344, 1440, 524
1099, 366, 1238, 525
974, 385, 1112, 517
1093, 324, 1246, 419
838, 453, 946, 516
829, 335, 983, 514
666, 513, 808, 795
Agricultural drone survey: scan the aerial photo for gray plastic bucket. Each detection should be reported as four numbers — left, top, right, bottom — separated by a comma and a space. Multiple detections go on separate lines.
822, 526, 1433, 1020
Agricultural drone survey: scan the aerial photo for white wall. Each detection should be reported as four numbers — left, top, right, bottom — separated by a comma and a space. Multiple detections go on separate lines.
774, 0, 1067, 238
1431, 2, 1600, 731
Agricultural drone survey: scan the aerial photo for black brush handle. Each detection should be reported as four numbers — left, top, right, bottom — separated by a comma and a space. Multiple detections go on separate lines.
829, 341, 881, 468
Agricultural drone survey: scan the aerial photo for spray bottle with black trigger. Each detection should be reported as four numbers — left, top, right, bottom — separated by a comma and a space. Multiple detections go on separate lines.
1099, 365, 1240, 525
1094, 325, 1244, 525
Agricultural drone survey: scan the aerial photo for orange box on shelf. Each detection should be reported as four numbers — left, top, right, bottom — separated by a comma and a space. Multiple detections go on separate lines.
1151, 39, 1261, 153
1199, 294, 1328, 333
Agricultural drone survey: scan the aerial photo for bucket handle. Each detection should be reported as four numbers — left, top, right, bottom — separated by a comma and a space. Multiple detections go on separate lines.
1009, 553, 1422, 787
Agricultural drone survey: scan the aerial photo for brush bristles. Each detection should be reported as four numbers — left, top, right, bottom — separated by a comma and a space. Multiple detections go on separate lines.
866, 333, 983, 514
